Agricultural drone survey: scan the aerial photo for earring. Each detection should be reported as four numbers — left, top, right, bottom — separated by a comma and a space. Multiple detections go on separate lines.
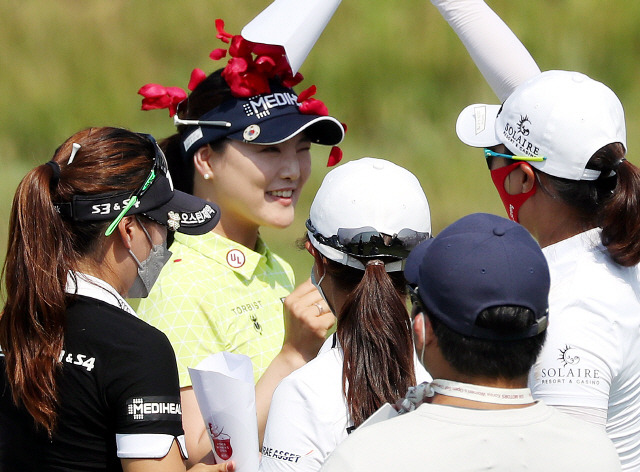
203, 173, 211, 180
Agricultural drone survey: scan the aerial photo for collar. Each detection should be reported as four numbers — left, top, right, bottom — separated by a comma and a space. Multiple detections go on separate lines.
430, 379, 534, 405
66, 272, 137, 317
542, 227, 604, 261
318, 332, 341, 356
174, 231, 273, 280
396, 379, 534, 414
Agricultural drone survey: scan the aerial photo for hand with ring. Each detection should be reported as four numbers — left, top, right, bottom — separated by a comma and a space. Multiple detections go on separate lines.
282, 278, 336, 362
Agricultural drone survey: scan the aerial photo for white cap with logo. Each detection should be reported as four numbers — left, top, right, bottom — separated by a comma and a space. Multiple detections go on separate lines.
456, 70, 626, 181
307, 158, 431, 271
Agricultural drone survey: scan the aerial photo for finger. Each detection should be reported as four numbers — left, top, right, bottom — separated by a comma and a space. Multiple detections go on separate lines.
295, 285, 326, 311
289, 278, 317, 299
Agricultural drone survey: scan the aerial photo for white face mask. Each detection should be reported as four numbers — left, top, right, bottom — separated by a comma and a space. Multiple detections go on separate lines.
126, 218, 172, 298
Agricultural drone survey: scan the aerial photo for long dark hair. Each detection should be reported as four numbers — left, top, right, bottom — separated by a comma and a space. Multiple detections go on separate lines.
325, 258, 416, 428
538, 143, 640, 266
0, 127, 154, 433
161, 68, 232, 195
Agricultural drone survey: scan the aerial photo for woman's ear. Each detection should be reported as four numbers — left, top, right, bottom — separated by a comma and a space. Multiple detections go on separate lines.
305, 240, 327, 278
193, 145, 214, 180
520, 162, 536, 193
304, 239, 316, 255
116, 216, 137, 250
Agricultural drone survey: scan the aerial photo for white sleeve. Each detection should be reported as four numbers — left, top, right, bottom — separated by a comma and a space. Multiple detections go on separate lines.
259, 377, 340, 472
552, 405, 608, 428
430, 0, 541, 101
528, 304, 619, 413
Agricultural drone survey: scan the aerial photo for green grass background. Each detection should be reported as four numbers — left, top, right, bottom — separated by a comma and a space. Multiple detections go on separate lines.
2, 0, 640, 290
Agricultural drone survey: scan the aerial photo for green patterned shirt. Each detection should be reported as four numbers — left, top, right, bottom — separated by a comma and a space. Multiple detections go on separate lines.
137, 231, 294, 387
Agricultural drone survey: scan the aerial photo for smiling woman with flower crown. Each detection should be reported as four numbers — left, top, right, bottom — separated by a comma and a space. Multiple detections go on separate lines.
135, 19, 345, 466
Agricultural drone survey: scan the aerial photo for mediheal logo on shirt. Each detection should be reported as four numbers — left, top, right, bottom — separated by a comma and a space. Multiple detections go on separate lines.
125, 396, 182, 422
538, 345, 601, 386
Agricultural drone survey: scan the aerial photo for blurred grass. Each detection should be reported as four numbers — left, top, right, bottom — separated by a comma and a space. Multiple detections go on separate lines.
2, 0, 640, 289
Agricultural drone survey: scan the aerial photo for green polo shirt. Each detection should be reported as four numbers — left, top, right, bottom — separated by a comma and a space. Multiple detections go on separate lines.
137, 231, 294, 387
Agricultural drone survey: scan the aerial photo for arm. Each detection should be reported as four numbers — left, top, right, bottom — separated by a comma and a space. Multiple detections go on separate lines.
181, 387, 219, 468
430, 0, 541, 101
260, 374, 335, 472
256, 278, 335, 447
122, 440, 235, 472
528, 304, 617, 428
179, 279, 334, 461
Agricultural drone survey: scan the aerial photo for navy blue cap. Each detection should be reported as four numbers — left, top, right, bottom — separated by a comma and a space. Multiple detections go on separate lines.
179, 83, 344, 162
405, 213, 550, 340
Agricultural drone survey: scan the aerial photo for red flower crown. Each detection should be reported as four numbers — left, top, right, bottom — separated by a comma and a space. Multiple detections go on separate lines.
138, 19, 344, 166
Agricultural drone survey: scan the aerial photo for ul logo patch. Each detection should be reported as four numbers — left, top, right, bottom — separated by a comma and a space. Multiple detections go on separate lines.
226, 249, 246, 268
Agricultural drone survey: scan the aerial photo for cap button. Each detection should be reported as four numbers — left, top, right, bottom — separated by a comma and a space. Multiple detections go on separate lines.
493, 226, 506, 236
373, 161, 385, 170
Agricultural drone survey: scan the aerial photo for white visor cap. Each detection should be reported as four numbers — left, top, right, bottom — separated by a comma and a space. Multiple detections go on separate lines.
456, 70, 626, 181
308, 157, 431, 269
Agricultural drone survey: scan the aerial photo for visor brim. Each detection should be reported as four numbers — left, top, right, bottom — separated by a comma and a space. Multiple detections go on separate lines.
456, 104, 502, 148
144, 190, 220, 235
228, 113, 345, 146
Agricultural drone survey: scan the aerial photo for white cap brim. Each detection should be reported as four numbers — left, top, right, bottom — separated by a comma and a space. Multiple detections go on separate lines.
242, 0, 342, 75
456, 104, 502, 148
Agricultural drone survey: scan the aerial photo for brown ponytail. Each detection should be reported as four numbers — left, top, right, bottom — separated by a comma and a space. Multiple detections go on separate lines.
600, 158, 640, 266
333, 260, 416, 428
539, 143, 640, 266
0, 127, 154, 433
1, 162, 73, 433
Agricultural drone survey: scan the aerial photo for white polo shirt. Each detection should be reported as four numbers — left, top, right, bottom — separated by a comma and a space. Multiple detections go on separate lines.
529, 228, 640, 470
260, 334, 431, 472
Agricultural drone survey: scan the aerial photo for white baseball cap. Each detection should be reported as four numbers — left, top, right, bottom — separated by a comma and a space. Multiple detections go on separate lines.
456, 70, 626, 181
307, 157, 431, 271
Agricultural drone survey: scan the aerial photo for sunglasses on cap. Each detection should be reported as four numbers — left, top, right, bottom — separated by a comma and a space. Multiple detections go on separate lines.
104, 134, 170, 236
483, 148, 546, 168
306, 219, 430, 259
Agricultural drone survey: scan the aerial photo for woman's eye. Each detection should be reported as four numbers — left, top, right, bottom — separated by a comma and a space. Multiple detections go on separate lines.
262, 146, 280, 154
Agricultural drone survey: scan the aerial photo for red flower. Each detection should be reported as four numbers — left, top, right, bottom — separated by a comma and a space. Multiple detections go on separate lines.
209, 48, 227, 61
252, 44, 285, 56
297, 85, 317, 103
223, 57, 249, 75
300, 98, 328, 116
215, 19, 233, 44
138, 83, 187, 117
272, 55, 292, 78
281, 71, 304, 88
229, 35, 255, 58
255, 55, 277, 74
188, 68, 207, 91
223, 66, 270, 97
327, 146, 343, 167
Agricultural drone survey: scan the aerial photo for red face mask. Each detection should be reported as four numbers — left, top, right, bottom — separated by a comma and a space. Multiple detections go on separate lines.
490, 161, 536, 223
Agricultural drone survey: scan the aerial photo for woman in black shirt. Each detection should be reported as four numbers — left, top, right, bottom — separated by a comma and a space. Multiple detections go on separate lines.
0, 127, 231, 472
